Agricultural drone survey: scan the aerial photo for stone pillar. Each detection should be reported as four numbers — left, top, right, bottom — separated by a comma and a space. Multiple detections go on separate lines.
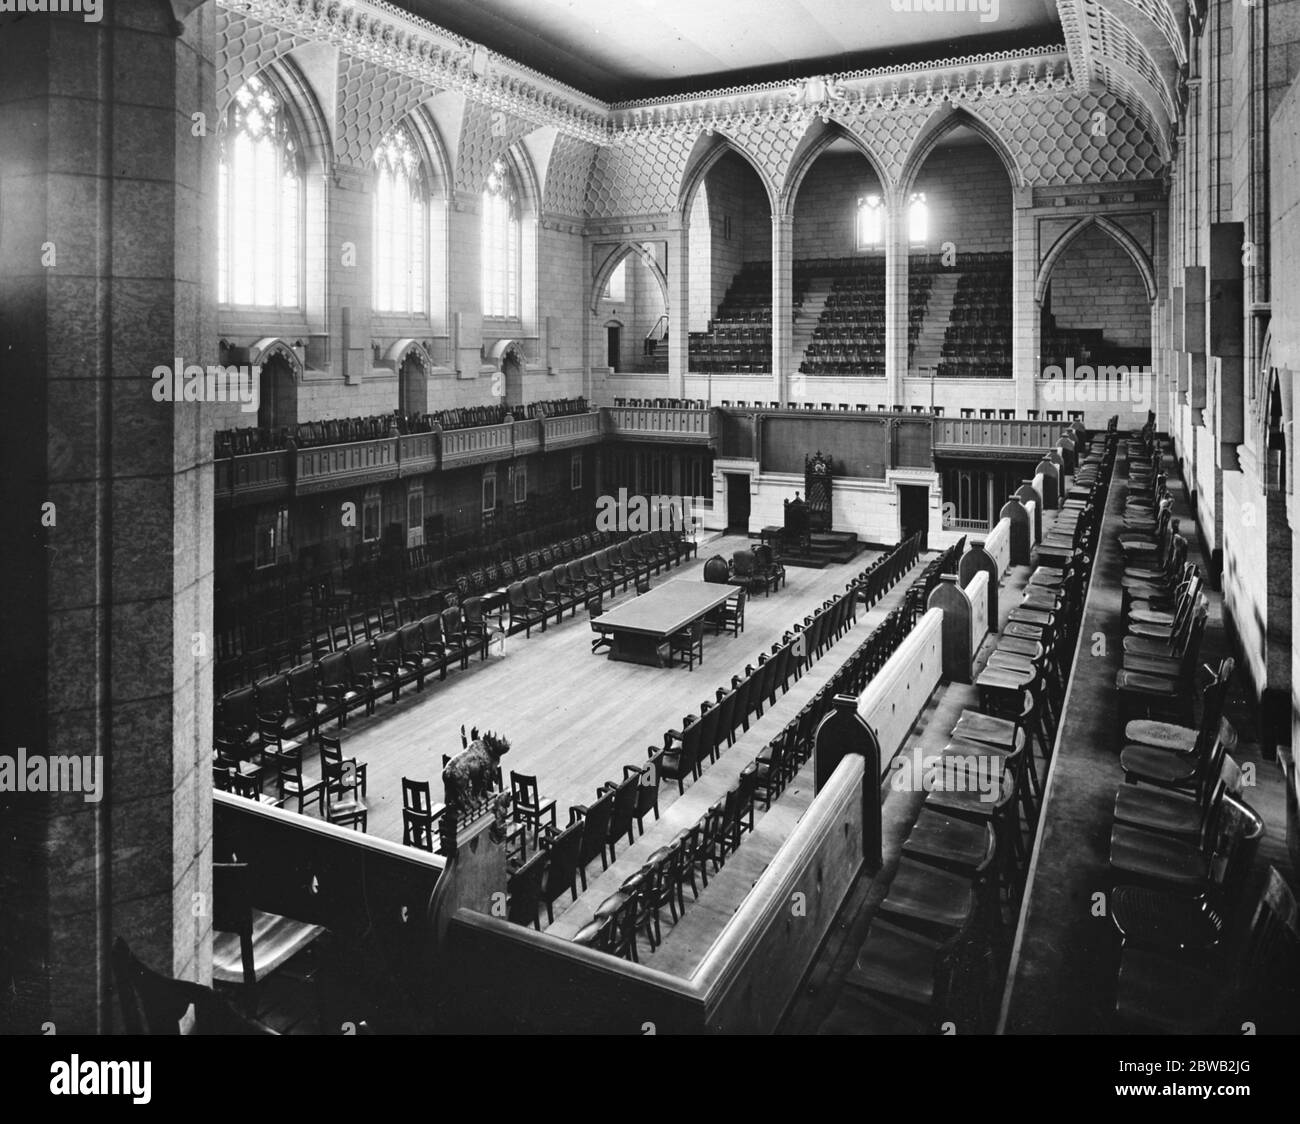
0, 2, 216, 1032
667, 217, 689, 399
884, 195, 908, 407
771, 213, 794, 404
1012, 191, 1038, 414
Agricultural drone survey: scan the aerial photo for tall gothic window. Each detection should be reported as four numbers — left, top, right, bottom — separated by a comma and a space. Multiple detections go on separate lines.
373, 126, 428, 315
856, 193, 883, 248
481, 157, 520, 318
908, 191, 929, 244
218, 73, 302, 308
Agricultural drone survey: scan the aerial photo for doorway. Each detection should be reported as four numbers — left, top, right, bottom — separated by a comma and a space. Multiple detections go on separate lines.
725, 473, 750, 533
606, 325, 622, 372
898, 484, 930, 547
257, 352, 297, 432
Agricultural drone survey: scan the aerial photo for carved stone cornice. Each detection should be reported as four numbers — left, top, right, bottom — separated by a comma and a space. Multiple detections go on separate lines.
607, 50, 1075, 141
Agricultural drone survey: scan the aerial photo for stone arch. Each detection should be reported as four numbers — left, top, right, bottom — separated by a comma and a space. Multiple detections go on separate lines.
590, 241, 668, 314
898, 104, 1025, 197
1035, 215, 1158, 305
678, 131, 778, 220
779, 119, 892, 217
247, 336, 305, 381
402, 104, 453, 198
488, 340, 527, 406
238, 55, 334, 173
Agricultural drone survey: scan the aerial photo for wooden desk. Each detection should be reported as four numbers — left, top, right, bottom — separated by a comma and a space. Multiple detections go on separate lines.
595, 580, 735, 666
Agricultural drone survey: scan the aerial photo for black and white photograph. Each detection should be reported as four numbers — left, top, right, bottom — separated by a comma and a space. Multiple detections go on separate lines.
1, 0, 1297, 1091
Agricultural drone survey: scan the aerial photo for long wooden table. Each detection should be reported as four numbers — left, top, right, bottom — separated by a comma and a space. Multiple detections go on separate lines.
595, 580, 736, 666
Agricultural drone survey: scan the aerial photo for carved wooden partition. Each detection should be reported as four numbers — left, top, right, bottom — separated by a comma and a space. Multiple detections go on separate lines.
929, 575, 974, 684
814, 695, 882, 873
999, 498, 1031, 565
1035, 458, 1060, 509
960, 539, 1001, 628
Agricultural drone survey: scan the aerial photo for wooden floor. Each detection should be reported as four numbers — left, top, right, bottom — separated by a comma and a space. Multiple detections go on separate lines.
541, 558, 929, 975
307, 534, 887, 845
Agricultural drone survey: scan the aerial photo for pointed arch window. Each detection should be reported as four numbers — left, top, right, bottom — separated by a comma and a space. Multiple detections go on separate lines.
481, 157, 520, 318
218, 73, 303, 308
602, 258, 627, 302
908, 192, 929, 244
374, 126, 429, 315
856, 194, 883, 248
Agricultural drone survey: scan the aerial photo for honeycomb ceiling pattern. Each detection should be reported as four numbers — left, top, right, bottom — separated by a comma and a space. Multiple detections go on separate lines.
969, 88, 1164, 182
585, 130, 696, 218
336, 55, 435, 168
216, 7, 304, 116
217, 3, 1172, 224
543, 135, 599, 218
454, 99, 538, 195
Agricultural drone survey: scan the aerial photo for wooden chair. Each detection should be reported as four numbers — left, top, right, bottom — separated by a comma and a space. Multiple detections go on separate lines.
538, 820, 584, 924
1114, 864, 1299, 1033
401, 777, 440, 851
506, 848, 549, 931
510, 771, 558, 839
211, 862, 325, 1015
570, 787, 616, 889
670, 618, 705, 670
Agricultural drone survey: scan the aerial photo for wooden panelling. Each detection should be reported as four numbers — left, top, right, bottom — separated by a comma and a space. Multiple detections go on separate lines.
603, 407, 717, 445
218, 449, 292, 508
760, 416, 890, 478
296, 438, 398, 495
439, 422, 514, 469
857, 607, 944, 778
933, 418, 1064, 458
511, 417, 542, 456
540, 411, 602, 451
397, 431, 439, 477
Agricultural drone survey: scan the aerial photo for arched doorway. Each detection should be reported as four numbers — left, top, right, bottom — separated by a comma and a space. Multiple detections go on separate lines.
257, 351, 297, 432
502, 350, 524, 407
399, 352, 426, 417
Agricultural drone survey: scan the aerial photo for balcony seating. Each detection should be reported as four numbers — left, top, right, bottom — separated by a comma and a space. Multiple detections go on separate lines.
212, 861, 325, 1012
401, 777, 441, 852
570, 788, 617, 890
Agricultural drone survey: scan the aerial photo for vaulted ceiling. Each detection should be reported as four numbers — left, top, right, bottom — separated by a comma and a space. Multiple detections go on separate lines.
395, 0, 1065, 101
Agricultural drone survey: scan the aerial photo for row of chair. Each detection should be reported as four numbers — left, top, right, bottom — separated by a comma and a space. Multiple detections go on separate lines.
1103, 427, 1300, 1030
848, 422, 1119, 1030
560, 532, 942, 962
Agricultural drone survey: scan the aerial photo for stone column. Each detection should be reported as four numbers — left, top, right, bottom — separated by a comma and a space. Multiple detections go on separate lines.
1011, 190, 1038, 414
883, 194, 908, 407
771, 213, 794, 404
666, 216, 689, 399
0, 2, 216, 1032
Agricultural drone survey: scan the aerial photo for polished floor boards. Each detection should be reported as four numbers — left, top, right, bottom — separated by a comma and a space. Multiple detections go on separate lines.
320, 534, 887, 845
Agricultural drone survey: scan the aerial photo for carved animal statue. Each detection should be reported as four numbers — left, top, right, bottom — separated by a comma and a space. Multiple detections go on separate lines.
441, 730, 511, 812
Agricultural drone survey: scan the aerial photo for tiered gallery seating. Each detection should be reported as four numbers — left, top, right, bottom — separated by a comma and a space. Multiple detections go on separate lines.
938, 251, 1012, 378
799, 256, 934, 375
688, 261, 811, 373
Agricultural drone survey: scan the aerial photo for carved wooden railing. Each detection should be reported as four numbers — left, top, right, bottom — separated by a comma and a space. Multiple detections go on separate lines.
296, 437, 399, 495
602, 406, 717, 444
933, 417, 1065, 457
540, 410, 601, 451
